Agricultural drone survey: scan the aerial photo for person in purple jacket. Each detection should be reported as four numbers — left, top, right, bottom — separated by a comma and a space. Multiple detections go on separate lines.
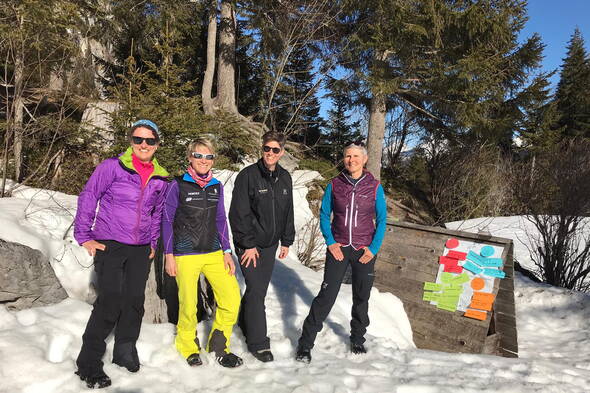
295, 143, 387, 363
162, 137, 242, 368
73, 120, 169, 389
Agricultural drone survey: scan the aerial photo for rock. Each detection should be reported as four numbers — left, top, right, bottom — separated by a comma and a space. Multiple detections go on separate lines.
80, 100, 121, 146
0, 239, 68, 311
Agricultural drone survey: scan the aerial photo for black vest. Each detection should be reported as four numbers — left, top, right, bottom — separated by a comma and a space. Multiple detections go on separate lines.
172, 177, 221, 254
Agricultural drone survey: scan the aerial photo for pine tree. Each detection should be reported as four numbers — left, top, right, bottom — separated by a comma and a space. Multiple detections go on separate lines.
554, 28, 590, 138
95, 0, 207, 95
322, 84, 361, 163
107, 6, 250, 175
336, 0, 546, 178
0, 0, 85, 186
281, 45, 323, 146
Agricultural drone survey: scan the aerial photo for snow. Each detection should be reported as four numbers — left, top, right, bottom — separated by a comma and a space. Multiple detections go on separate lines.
446, 216, 590, 275
1, 185, 589, 392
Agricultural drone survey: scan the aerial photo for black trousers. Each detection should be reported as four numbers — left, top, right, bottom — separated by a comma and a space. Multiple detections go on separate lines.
237, 243, 278, 352
76, 241, 151, 374
299, 246, 376, 350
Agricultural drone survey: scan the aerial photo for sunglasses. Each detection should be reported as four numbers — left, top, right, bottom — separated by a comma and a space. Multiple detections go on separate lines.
262, 145, 281, 154
131, 136, 158, 146
191, 152, 215, 160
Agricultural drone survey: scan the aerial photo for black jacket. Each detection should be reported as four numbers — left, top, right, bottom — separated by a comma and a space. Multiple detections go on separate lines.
229, 159, 295, 249
172, 176, 222, 254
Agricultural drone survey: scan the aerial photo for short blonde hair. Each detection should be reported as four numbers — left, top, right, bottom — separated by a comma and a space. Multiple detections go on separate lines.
186, 137, 216, 159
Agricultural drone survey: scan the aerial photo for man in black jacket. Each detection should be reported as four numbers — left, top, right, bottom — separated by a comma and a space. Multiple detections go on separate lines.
229, 131, 295, 362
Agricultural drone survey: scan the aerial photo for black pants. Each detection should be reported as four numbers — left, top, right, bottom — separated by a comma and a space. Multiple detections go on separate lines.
76, 241, 151, 374
237, 243, 278, 352
299, 246, 376, 350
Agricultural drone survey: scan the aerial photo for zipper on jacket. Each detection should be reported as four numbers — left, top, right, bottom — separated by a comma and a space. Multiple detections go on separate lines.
345, 206, 349, 226
344, 173, 365, 246
355, 208, 358, 227
270, 177, 277, 242
135, 181, 146, 243
348, 190, 355, 245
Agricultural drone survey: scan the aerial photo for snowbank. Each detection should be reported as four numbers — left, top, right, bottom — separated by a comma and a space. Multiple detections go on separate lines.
1, 187, 589, 392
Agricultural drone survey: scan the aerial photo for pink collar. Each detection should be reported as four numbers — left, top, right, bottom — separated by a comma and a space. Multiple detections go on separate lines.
132, 154, 154, 186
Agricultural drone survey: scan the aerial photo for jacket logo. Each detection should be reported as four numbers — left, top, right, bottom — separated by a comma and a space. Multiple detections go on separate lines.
185, 197, 192, 202
188, 192, 200, 196
258, 188, 268, 194
283, 189, 288, 195
213, 188, 218, 194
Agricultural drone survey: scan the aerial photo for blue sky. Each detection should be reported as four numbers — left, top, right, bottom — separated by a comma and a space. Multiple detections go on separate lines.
519, 0, 590, 87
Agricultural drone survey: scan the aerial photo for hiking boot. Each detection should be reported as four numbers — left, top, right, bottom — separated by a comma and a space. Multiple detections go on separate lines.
216, 352, 243, 368
187, 353, 203, 366
113, 343, 140, 372
112, 359, 140, 373
350, 342, 367, 354
295, 347, 311, 364
251, 349, 274, 363
75, 369, 112, 389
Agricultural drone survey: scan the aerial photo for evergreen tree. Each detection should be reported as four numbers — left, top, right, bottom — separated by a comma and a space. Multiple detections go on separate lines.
95, 0, 207, 96
236, 20, 264, 116
322, 84, 361, 163
240, 0, 335, 141
107, 7, 250, 175
554, 28, 590, 138
281, 45, 323, 146
0, 0, 86, 187
336, 0, 546, 178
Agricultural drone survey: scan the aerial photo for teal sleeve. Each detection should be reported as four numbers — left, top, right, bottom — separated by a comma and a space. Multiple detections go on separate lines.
368, 184, 387, 255
319, 182, 336, 246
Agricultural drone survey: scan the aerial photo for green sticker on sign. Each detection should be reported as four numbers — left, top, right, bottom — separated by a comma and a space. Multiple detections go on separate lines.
424, 282, 443, 291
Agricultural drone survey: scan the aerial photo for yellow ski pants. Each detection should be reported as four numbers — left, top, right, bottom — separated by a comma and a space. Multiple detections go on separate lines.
174, 251, 241, 359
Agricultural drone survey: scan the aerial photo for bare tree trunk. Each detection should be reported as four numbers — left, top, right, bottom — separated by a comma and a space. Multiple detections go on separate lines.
367, 90, 386, 181
50, 149, 65, 188
13, 37, 25, 183
366, 50, 388, 182
216, 0, 237, 113
201, 0, 217, 115
1, 126, 10, 197
143, 267, 168, 323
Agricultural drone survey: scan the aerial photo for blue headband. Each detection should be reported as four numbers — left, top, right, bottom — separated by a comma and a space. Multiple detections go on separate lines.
131, 119, 159, 136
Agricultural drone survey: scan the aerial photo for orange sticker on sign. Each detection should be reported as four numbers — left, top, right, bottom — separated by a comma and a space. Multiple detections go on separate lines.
464, 309, 487, 321
469, 299, 493, 311
472, 292, 495, 303
470, 278, 485, 290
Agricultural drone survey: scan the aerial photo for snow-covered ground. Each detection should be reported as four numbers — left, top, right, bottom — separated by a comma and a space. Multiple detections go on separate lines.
0, 183, 589, 392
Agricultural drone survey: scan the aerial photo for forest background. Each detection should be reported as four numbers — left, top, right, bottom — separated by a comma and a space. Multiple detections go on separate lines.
1, 0, 590, 292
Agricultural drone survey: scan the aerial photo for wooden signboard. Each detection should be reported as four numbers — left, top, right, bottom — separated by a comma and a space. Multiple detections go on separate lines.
375, 221, 518, 358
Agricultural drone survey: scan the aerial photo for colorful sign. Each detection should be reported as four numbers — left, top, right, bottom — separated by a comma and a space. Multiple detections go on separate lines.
423, 237, 506, 321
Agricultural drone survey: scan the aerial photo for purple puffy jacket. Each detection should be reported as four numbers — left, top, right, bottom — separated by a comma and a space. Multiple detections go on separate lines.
74, 147, 169, 249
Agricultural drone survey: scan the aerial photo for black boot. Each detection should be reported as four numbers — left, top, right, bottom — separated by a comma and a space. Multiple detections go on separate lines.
350, 342, 367, 354
216, 353, 243, 368
187, 353, 203, 366
112, 359, 139, 373
251, 349, 274, 362
113, 342, 140, 372
75, 369, 112, 389
295, 346, 311, 364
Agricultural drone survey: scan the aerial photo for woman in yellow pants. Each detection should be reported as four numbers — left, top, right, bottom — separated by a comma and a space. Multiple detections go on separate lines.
162, 137, 242, 367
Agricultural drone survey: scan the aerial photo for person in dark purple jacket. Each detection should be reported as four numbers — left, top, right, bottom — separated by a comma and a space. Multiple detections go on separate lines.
295, 143, 387, 363
73, 120, 169, 389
